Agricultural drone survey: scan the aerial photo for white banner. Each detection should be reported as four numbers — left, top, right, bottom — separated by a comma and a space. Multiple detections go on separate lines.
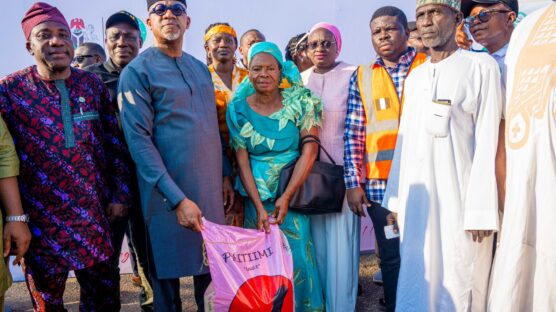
0, 0, 418, 77
9, 236, 133, 282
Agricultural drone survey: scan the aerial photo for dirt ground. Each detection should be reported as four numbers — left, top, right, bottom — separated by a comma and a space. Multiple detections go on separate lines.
5, 254, 383, 312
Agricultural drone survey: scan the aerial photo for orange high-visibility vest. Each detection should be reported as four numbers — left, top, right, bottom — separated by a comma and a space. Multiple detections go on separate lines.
357, 52, 427, 180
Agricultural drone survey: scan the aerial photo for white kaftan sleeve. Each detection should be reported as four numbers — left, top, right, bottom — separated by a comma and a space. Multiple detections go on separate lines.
463, 60, 502, 231
382, 84, 413, 214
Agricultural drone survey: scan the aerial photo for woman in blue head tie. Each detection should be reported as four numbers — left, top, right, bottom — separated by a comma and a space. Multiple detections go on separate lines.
226, 42, 325, 311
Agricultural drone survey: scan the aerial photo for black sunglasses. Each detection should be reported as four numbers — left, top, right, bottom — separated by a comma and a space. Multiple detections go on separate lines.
73, 55, 95, 63
465, 10, 511, 25
149, 3, 187, 16
307, 40, 336, 51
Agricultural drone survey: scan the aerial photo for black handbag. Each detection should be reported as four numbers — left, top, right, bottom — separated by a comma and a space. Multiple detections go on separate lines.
276, 135, 345, 215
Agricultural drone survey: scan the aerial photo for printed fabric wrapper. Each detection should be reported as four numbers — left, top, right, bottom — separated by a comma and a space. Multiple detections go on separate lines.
201, 218, 294, 312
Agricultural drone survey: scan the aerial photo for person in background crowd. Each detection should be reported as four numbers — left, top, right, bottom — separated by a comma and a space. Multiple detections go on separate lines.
285, 33, 313, 73
73, 42, 106, 68
204, 22, 246, 227
238, 29, 265, 69
118, 1, 228, 310
85, 10, 153, 311
344, 6, 427, 311
301, 22, 360, 312
383, 0, 502, 310
488, 1, 556, 310
407, 21, 428, 54
227, 42, 325, 312
463, 0, 517, 61
0, 2, 132, 310
462, 0, 518, 216
128, 243, 142, 287
0, 116, 31, 310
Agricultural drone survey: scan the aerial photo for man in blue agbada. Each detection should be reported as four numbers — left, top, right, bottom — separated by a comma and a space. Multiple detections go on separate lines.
118, 0, 231, 310
227, 42, 325, 311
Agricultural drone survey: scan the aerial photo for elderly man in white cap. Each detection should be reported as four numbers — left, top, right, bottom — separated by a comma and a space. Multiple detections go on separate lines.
382, 0, 503, 311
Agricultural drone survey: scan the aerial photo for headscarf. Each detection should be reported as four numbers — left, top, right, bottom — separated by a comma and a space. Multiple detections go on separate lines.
204, 24, 238, 43
309, 22, 343, 55
21, 2, 70, 40
234, 42, 303, 102
416, 0, 461, 11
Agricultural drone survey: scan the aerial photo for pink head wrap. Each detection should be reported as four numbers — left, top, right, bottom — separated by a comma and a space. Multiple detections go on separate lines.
21, 2, 69, 40
309, 22, 342, 55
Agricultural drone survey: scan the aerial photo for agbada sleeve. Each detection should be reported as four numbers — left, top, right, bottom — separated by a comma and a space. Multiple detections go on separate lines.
463, 60, 502, 231
118, 66, 186, 210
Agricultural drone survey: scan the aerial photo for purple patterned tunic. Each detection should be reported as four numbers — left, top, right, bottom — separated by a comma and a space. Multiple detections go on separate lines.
0, 66, 131, 274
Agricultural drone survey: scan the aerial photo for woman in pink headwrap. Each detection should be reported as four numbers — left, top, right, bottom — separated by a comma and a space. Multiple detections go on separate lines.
301, 22, 360, 311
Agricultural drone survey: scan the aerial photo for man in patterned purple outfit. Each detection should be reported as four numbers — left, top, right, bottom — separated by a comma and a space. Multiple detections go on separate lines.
0, 2, 131, 310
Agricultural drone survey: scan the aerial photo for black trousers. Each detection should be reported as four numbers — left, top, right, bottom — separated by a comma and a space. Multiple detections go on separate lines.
147, 273, 211, 312
146, 231, 211, 312
109, 202, 154, 311
368, 201, 400, 312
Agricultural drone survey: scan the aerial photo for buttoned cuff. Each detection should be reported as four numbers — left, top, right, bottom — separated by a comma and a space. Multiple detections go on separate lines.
157, 172, 186, 211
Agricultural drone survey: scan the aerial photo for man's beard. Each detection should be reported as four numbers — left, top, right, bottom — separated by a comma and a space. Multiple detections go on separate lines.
162, 28, 182, 41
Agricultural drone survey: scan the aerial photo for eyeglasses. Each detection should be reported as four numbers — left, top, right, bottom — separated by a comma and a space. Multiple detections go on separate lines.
73, 55, 95, 63
149, 3, 187, 17
465, 10, 511, 25
307, 40, 336, 51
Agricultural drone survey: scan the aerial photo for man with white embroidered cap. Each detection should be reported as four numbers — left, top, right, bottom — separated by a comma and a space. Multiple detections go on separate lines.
382, 0, 503, 310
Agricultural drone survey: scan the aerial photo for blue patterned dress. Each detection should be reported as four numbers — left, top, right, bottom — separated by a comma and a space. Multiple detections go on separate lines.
227, 85, 325, 311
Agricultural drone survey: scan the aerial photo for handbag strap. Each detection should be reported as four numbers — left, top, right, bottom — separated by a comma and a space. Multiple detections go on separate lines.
299, 135, 337, 165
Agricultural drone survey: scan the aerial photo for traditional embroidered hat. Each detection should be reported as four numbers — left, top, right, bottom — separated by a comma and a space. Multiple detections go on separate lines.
416, 0, 461, 11
21, 2, 70, 40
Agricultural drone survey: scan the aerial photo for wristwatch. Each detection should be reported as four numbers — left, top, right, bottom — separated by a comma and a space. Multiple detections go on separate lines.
5, 214, 30, 223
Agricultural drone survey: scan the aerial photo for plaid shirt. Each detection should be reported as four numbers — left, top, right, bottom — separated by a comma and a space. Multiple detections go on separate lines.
343, 48, 417, 204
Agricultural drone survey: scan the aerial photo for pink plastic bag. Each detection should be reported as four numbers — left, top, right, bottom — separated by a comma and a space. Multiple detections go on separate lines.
201, 218, 294, 312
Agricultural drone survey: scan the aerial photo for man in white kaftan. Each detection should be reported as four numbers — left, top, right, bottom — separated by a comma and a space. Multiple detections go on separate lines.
382, 0, 503, 311
488, 2, 556, 311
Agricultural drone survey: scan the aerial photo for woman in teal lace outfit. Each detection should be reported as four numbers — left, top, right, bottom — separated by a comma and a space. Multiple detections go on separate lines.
226, 42, 325, 311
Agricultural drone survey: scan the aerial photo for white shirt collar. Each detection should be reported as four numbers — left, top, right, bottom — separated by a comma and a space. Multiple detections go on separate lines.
491, 43, 509, 60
